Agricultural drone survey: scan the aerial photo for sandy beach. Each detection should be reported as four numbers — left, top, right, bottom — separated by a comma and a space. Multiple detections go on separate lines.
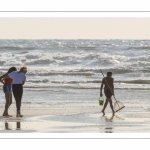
0, 103, 150, 133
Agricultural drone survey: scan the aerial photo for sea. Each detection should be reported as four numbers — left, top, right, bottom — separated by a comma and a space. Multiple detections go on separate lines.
0, 39, 150, 109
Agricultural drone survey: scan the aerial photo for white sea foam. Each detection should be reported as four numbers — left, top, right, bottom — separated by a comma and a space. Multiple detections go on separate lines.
0, 40, 149, 105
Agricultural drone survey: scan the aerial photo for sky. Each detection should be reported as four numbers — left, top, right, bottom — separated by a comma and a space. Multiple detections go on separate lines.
0, 17, 150, 39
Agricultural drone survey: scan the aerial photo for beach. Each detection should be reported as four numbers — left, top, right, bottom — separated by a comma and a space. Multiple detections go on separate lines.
0, 89, 150, 133
0, 39, 150, 133
0, 103, 150, 133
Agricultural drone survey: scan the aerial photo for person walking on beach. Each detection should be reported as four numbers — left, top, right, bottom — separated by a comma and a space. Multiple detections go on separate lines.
0, 67, 17, 117
100, 71, 115, 116
0, 66, 27, 117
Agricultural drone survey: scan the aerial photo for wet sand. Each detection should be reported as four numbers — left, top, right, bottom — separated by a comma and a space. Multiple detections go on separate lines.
0, 105, 150, 133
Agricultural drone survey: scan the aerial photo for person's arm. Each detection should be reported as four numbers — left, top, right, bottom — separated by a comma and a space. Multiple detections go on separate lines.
112, 78, 114, 95
0, 73, 8, 81
0, 73, 9, 85
0, 78, 5, 85
22, 75, 26, 85
100, 78, 104, 97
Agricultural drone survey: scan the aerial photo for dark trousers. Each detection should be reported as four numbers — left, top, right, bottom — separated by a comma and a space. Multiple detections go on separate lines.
12, 84, 23, 111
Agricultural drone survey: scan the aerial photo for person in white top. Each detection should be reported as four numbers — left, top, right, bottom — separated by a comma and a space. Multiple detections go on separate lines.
0, 66, 27, 117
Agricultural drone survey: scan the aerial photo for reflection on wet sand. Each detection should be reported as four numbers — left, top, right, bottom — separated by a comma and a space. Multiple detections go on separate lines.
115, 115, 124, 120
104, 115, 114, 122
105, 127, 113, 133
102, 115, 125, 133
5, 122, 12, 130
16, 122, 21, 130
105, 115, 124, 122
4, 122, 21, 130
104, 116, 114, 133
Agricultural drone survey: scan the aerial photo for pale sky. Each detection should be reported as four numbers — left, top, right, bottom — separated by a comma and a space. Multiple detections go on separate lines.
0, 18, 150, 39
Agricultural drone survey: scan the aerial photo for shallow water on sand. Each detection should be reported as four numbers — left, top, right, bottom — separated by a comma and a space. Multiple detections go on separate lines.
0, 107, 150, 133
0, 89, 149, 109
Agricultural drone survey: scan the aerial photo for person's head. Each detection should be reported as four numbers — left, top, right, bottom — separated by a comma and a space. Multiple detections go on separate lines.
19, 66, 27, 74
107, 71, 112, 77
7, 67, 17, 74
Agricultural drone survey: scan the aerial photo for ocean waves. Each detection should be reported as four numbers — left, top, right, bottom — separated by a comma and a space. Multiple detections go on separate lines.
19, 85, 150, 90
1, 51, 150, 70
23, 78, 150, 90
0, 39, 150, 91
0, 51, 150, 72
26, 79, 150, 85
49, 79, 150, 84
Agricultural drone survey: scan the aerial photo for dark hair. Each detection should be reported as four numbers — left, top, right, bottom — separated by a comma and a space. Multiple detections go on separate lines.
107, 71, 112, 76
7, 67, 17, 74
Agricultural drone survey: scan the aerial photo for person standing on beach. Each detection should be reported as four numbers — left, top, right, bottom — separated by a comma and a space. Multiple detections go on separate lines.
0, 67, 17, 117
100, 71, 115, 116
0, 67, 27, 117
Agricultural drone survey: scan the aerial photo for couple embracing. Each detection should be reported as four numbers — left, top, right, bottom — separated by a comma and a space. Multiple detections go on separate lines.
0, 66, 27, 117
